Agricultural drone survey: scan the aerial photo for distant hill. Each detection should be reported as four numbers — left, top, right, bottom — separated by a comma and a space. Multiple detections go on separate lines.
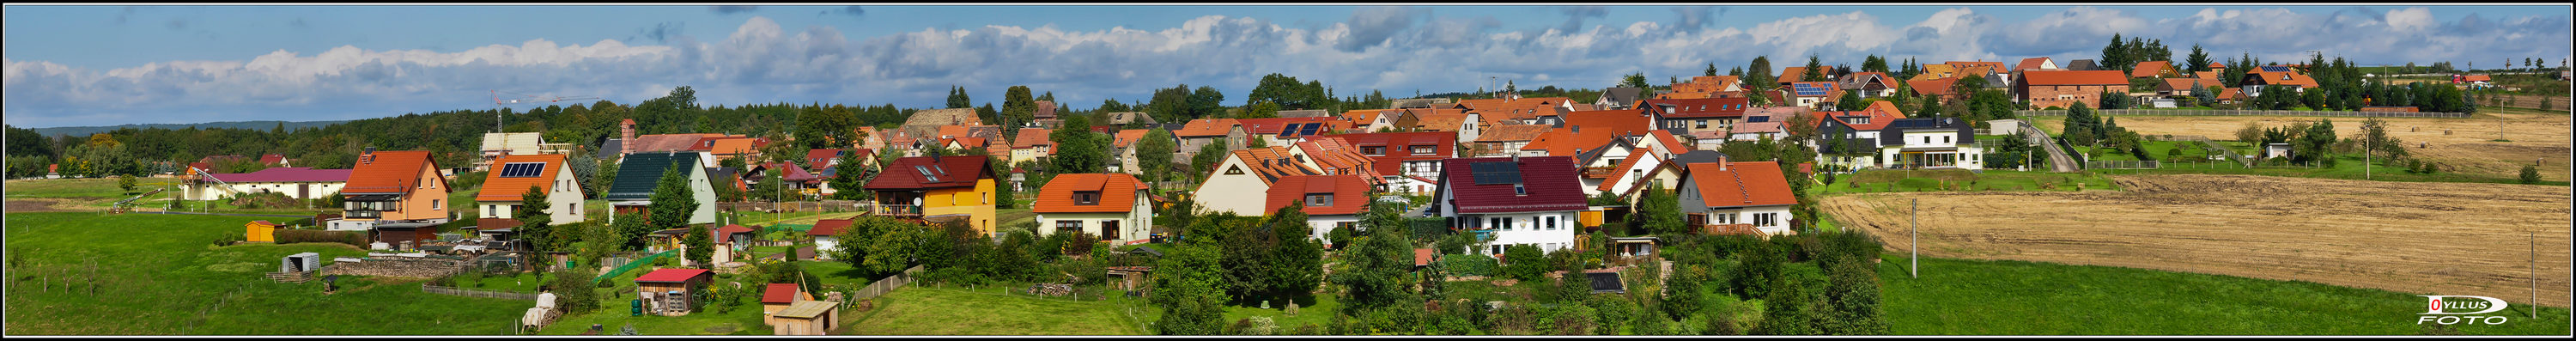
28, 120, 349, 137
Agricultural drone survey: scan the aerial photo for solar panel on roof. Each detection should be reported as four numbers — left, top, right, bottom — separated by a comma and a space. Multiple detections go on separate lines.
2260, 66, 2289, 72
1747, 116, 1771, 123
1467, 161, 1522, 185
1303, 123, 1323, 135
914, 165, 940, 183
497, 162, 546, 178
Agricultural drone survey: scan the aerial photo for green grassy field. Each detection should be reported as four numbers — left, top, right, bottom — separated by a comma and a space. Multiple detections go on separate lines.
1819, 169, 2122, 193
2, 177, 182, 199
844, 285, 1147, 335
3, 212, 532, 335
2075, 140, 2212, 162
537, 278, 775, 336
1879, 254, 2572, 335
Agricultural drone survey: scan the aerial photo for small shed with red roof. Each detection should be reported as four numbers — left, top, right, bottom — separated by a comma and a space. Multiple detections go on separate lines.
634, 268, 714, 316
760, 283, 813, 326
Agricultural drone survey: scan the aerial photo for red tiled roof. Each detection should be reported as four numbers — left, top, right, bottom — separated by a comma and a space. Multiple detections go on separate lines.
2160, 78, 2208, 92
1907, 77, 1960, 97
705, 137, 764, 156
2131, 61, 2174, 78
1520, 109, 1654, 156
1112, 129, 1151, 149
2020, 70, 2129, 86
805, 149, 845, 166
1012, 128, 1055, 150
766, 162, 820, 182
345, 150, 441, 194
1777, 65, 1836, 83
1686, 161, 1796, 208
258, 154, 288, 166
1638, 97, 1752, 119
1412, 112, 1474, 131
762, 283, 801, 303
627, 134, 726, 154
2245, 67, 2321, 88
1438, 156, 1588, 214
476, 154, 570, 202
1223, 147, 1319, 186
809, 218, 852, 236
1291, 137, 1383, 180
1238, 117, 1354, 135
1266, 175, 1371, 216
634, 269, 712, 283
715, 224, 754, 244
1473, 124, 1552, 143
2014, 57, 2055, 71
1174, 119, 1242, 137
864, 155, 994, 190
1645, 130, 1688, 155
1822, 107, 1905, 131
1034, 173, 1145, 213
1327, 131, 1455, 176
1414, 248, 1437, 266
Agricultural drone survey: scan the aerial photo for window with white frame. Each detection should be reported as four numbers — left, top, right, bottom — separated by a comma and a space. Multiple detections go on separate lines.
1754, 212, 1777, 227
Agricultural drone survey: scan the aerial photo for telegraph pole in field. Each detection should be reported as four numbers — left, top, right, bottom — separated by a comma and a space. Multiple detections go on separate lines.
1910, 198, 1919, 278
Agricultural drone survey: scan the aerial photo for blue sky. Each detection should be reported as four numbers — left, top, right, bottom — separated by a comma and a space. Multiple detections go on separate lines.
5, 4, 2569, 128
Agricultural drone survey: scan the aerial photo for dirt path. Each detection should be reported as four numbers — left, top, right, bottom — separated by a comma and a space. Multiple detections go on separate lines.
2030, 110, 2573, 180
1822, 174, 2573, 307
6, 198, 70, 212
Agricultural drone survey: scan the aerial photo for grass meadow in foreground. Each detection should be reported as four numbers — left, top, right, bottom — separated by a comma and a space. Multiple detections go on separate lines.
843, 285, 1147, 335
3, 212, 531, 335
1878, 254, 2573, 335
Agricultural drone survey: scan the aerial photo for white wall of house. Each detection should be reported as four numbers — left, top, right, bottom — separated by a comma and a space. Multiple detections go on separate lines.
186, 181, 344, 201
1192, 155, 1275, 216
1601, 155, 1674, 199
1674, 177, 1797, 234
1305, 215, 1362, 247
475, 165, 589, 223
1876, 131, 1984, 170
1381, 176, 1437, 195
1460, 211, 1582, 257
1035, 191, 1154, 246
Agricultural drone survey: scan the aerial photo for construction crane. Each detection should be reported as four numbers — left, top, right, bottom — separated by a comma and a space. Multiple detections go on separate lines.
490, 90, 600, 132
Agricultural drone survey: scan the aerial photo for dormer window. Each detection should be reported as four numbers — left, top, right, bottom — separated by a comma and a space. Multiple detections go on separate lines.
1073, 191, 1101, 205
1513, 184, 1527, 195
1307, 193, 1334, 207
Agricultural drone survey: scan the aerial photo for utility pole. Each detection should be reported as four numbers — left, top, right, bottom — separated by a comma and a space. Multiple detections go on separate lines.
1910, 198, 1918, 278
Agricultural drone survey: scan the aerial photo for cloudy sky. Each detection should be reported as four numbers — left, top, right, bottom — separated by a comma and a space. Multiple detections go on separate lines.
4, 4, 2568, 128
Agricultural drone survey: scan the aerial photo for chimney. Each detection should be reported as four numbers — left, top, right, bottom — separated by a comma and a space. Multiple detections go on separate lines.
620, 119, 636, 142
361, 147, 375, 164
1718, 155, 1729, 171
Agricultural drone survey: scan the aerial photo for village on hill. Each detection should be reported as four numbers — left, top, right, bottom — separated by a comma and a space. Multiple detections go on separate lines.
4, 9, 2571, 336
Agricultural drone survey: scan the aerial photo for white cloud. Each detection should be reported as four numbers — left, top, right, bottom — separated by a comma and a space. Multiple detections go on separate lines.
4, 8, 2568, 128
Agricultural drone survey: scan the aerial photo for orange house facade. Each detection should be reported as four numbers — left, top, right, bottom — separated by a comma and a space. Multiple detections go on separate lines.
330, 149, 453, 232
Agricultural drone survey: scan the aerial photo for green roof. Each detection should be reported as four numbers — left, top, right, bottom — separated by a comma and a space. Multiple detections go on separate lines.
606, 152, 701, 201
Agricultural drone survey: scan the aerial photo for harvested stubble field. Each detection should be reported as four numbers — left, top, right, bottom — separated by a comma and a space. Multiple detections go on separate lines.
2031, 108, 2572, 181
1822, 174, 2573, 307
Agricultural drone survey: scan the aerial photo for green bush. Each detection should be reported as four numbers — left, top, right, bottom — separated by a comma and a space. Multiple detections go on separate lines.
275, 229, 367, 247
2520, 165, 2543, 184
1500, 245, 1548, 281
1441, 255, 1498, 277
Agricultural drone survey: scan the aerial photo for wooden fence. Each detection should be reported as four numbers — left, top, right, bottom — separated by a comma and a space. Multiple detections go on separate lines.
2160, 135, 2254, 166
719, 201, 865, 213
421, 283, 539, 301
2018, 109, 2470, 118
849, 265, 928, 302
2085, 160, 2163, 169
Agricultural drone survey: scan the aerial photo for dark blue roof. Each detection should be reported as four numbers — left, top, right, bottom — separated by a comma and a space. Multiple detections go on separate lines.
606, 152, 701, 200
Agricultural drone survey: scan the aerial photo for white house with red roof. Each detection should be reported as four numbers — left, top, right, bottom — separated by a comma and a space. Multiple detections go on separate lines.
1268, 174, 1373, 247
1678, 161, 1799, 235
185, 167, 350, 201
1433, 156, 1589, 257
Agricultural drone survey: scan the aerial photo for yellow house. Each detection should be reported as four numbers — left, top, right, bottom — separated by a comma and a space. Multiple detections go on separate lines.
864, 155, 1000, 237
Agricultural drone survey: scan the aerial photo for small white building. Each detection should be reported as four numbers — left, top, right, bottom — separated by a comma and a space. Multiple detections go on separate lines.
1033, 174, 1156, 246
1678, 161, 1799, 235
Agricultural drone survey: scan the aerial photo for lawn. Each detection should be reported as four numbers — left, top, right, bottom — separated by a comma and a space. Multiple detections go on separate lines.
843, 285, 1147, 335
3, 212, 532, 335
2074, 140, 2213, 162
537, 281, 775, 336
1879, 253, 2572, 335
3, 177, 182, 199
1818, 169, 2122, 193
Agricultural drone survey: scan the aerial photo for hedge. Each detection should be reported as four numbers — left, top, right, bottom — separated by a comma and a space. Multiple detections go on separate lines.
275, 229, 368, 247
1442, 254, 1499, 277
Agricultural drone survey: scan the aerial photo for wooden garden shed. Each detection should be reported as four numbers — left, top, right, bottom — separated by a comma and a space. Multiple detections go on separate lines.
770, 300, 841, 335
633, 268, 713, 316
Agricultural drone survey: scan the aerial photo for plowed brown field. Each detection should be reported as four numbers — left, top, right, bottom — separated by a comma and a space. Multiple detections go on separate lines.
1823, 174, 2574, 307
2033, 110, 2572, 180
